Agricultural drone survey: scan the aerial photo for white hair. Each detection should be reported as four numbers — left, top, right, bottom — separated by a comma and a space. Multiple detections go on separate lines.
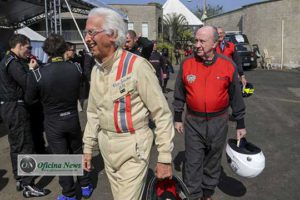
88, 7, 127, 48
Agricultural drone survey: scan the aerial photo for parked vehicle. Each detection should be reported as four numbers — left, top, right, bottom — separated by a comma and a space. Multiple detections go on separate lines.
225, 33, 257, 70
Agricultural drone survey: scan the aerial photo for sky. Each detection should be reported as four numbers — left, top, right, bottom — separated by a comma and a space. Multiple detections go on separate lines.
102, 0, 262, 12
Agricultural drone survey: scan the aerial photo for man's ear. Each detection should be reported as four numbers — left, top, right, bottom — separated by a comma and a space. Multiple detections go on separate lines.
109, 29, 118, 42
15, 43, 22, 50
212, 41, 218, 49
134, 36, 139, 43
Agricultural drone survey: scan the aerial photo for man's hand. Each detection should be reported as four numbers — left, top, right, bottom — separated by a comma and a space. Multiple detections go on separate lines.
155, 163, 172, 180
241, 75, 247, 87
237, 128, 247, 140
83, 153, 93, 172
175, 122, 184, 134
28, 58, 38, 70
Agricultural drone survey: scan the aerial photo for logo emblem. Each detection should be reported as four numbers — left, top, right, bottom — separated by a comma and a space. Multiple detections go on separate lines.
20, 156, 36, 173
187, 75, 196, 84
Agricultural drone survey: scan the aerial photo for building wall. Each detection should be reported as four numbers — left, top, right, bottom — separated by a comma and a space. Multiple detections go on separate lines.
110, 4, 162, 40
205, 0, 300, 68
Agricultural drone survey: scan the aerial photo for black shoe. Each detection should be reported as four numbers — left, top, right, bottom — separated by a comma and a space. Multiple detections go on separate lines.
16, 180, 24, 191
23, 185, 50, 198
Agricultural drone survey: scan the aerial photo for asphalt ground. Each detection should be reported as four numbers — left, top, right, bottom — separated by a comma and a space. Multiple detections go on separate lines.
0, 67, 299, 200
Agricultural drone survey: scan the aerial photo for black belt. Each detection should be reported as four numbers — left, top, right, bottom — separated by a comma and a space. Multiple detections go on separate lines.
187, 107, 228, 118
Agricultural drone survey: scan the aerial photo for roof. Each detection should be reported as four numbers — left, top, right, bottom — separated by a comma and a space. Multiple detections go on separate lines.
162, 0, 203, 26
0, 0, 127, 28
15, 26, 46, 42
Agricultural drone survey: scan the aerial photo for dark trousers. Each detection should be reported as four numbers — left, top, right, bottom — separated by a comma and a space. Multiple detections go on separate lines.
0, 102, 35, 185
175, 56, 180, 65
162, 78, 169, 92
183, 112, 228, 199
28, 102, 46, 154
45, 114, 90, 197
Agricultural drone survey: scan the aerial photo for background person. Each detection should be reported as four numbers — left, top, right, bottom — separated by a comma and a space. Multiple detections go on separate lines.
0, 34, 50, 197
161, 48, 174, 93
25, 34, 93, 200
216, 27, 247, 86
124, 30, 153, 60
149, 40, 166, 87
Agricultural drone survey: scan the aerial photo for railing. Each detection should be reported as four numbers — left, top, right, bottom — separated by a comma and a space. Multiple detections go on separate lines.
37, 30, 84, 42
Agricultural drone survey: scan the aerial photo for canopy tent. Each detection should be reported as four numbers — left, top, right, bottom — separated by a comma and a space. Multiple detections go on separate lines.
15, 26, 48, 63
16, 26, 46, 42
0, 0, 127, 54
0, 0, 127, 28
162, 0, 203, 26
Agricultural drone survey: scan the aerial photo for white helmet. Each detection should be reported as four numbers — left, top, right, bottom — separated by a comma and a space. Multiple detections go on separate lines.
226, 138, 265, 178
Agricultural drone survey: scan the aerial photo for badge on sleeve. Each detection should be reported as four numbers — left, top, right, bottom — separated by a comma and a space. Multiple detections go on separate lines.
187, 74, 196, 84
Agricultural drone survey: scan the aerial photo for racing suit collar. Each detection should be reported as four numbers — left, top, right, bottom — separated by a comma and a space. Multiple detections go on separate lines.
100, 48, 123, 72
195, 53, 218, 66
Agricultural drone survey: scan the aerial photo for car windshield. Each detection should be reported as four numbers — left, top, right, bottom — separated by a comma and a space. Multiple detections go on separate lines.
236, 44, 252, 52
234, 34, 246, 43
225, 34, 250, 44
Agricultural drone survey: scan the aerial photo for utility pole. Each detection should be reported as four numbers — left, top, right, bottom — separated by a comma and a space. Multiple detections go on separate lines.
201, 0, 207, 22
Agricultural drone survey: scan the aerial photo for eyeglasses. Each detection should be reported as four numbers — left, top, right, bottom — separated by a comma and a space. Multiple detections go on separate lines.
83, 29, 106, 37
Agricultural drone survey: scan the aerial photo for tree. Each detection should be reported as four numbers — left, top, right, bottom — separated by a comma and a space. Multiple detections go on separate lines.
163, 13, 189, 44
195, 4, 224, 19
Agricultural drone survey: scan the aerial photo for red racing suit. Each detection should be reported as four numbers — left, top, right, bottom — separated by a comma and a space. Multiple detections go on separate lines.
173, 54, 245, 129
216, 41, 244, 77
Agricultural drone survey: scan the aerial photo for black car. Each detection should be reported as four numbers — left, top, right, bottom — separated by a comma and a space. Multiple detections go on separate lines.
225, 33, 257, 70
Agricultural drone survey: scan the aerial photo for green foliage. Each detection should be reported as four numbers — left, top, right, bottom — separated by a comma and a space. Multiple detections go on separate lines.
157, 41, 176, 65
181, 29, 194, 43
157, 41, 173, 52
163, 13, 189, 44
147, 2, 162, 9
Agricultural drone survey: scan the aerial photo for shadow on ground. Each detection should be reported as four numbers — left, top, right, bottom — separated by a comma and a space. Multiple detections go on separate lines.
0, 169, 9, 192
36, 176, 55, 189
90, 152, 104, 189
142, 168, 155, 199
0, 122, 8, 139
217, 166, 247, 197
173, 151, 185, 172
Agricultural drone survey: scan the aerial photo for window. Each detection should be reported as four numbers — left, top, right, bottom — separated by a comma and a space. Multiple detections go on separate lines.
128, 22, 134, 30
142, 23, 148, 38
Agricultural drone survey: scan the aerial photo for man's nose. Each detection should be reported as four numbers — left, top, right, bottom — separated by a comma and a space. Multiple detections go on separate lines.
84, 34, 92, 43
195, 41, 201, 48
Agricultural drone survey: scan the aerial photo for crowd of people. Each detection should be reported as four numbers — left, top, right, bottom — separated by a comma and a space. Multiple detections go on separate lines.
0, 6, 249, 200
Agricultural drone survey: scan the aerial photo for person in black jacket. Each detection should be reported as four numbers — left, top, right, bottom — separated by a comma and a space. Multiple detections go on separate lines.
161, 48, 174, 93
77, 50, 95, 109
149, 41, 166, 87
124, 30, 153, 60
25, 34, 93, 200
0, 34, 50, 197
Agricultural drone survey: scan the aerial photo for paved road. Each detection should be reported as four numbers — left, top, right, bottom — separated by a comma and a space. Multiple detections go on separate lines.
0, 68, 299, 200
